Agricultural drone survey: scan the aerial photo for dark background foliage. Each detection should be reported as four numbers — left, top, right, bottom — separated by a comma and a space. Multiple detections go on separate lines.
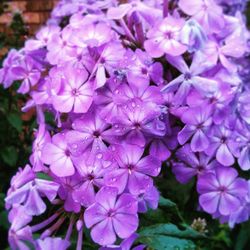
0, 1, 250, 250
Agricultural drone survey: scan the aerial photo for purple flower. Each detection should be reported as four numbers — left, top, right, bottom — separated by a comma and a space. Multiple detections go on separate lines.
55, 174, 82, 213
172, 144, 219, 184
233, 123, 250, 170
30, 124, 51, 172
66, 109, 110, 156
180, 19, 207, 52
104, 144, 161, 195
205, 125, 236, 166
52, 67, 93, 113
162, 55, 218, 105
197, 167, 248, 216
177, 105, 213, 152
145, 16, 187, 58
42, 133, 75, 177
72, 155, 105, 207
37, 237, 70, 250
125, 49, 163, 85
11, 57, 41, 94
109, 103, 165, 147
9, 226, 33, 250
25, 25, 61, 51
138, 185, 160, 213
84, 186, 138, 246
6, 171, 59, 216
178, 0, 225, 34
46, 26, 75, 65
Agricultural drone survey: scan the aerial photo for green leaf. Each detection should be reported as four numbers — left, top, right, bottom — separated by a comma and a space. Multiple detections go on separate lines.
139, 223, 205, 239
234, 221, 250, 250
159, 196, 177, 208
139, 235, 195, 250
138, 223, 205, 250
36, 172, 52, 181
1, 146, 18, 167
7, 113, 23, 132
0, 211, 10, 229
158, 196, 185, 223
0, 193, 5, 209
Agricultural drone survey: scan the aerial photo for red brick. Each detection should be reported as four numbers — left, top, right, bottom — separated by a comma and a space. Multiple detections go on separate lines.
5, 1, 27, 13
26, 0, 54, 12
0, 13, 13, 24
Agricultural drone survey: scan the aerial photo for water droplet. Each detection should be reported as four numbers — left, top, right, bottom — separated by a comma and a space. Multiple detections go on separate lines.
97, 153, 103, 159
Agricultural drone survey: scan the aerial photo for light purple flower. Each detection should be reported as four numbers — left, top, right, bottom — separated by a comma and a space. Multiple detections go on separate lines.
177, 105, 213, 152
172, 144, 219, 184
42, 133, 75, 177
197, 167, 248, 216
104, 144, 161, 195
52, 67, 93, 113
30, 124, 51, 172
11, 57, 41, 94
162, 55, 218, 105
144, 16, 187, 58
178, 0, 225, 34
205, 125, 236, 166
84, 186, 138, 246
37, 237, 70, 250
66, 109, 110, 157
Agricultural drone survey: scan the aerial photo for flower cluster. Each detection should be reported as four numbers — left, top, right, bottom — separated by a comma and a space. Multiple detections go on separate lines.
1, 0, 250, 249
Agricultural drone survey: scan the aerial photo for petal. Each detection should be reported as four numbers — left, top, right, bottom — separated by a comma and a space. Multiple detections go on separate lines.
197, 173, 219, 193
177, 125, 195, 145
238, 147, 250, 171
95, 186, 118, 210
172, 162, 196, 184
191, 130, 209, 152
136, 156, 161, 177
53, 94, 74, 113
115, 193, 138, 214
128, 172, 153, 195
199, 192, 220, 214
215, 167, 238, 187
50, 156, 75, 177
24, 187, 46, 216
216, 144, 235, 166
149, 140, 171, 162
219, 193, 241, 216
72, 181, 96, 207
104, 169, 129, 194
91, 218, 116, 246
113, 213, 138, 239
84, 203, 107, 228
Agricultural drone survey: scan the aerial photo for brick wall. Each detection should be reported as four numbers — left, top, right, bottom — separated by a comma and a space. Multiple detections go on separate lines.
0, 0, 58, 35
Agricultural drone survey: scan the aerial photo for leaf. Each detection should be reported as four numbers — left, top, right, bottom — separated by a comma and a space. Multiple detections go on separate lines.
0, 193, 5, 209
234, 221, 250, 250
158, 196, 185, 222
0, 211, 10, 230
36, 172, 52, 181
7, 113, 23, 132
1, 146, 18, 167
138, 223, 205, 250
139, 223, 205, 239
138, 235, 195, 250
159, 196, 177, 208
